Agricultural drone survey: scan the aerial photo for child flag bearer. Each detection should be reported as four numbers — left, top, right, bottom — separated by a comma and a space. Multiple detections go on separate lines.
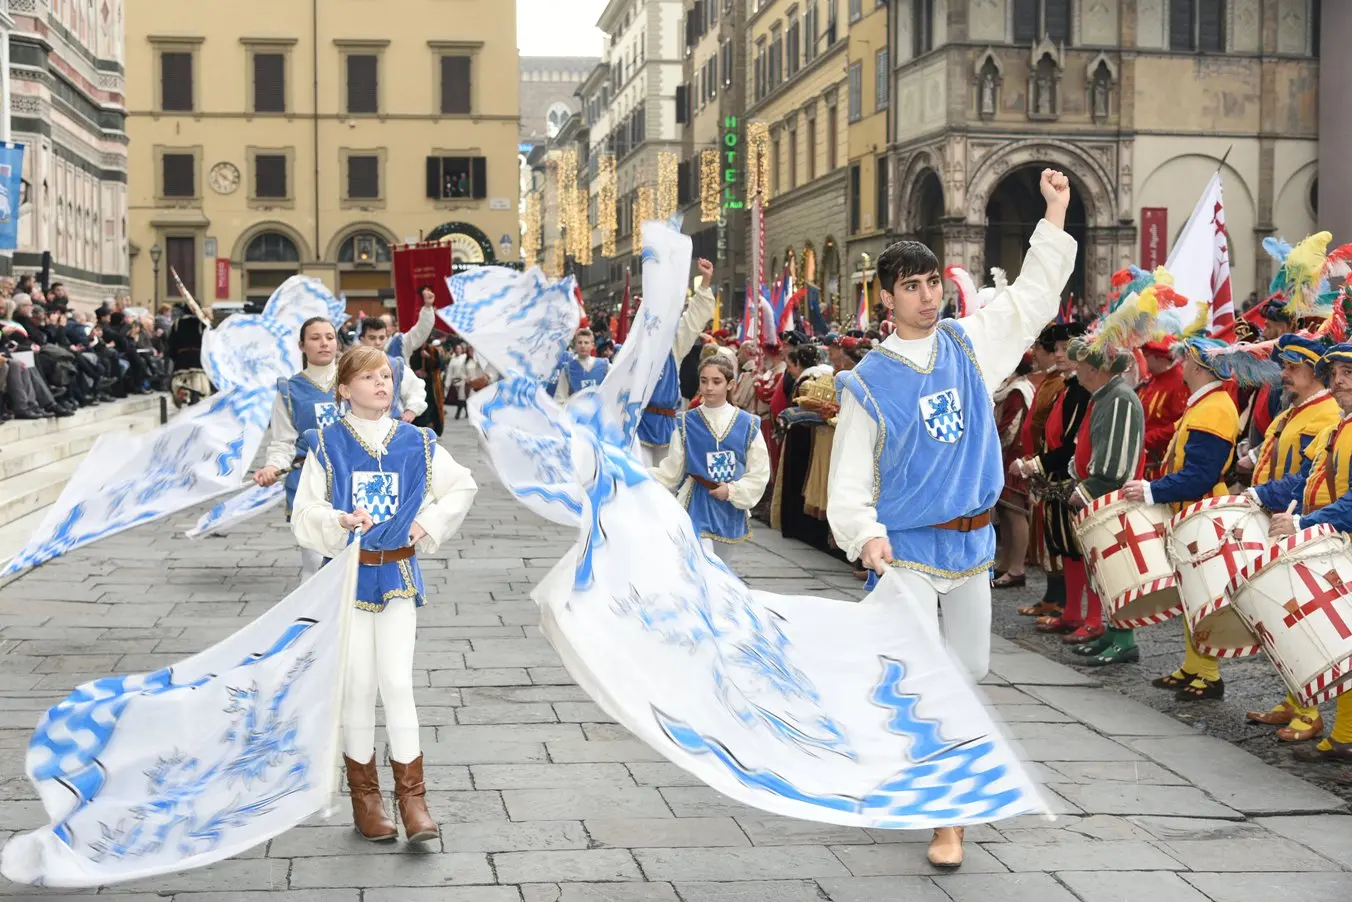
293, 346, 478, 842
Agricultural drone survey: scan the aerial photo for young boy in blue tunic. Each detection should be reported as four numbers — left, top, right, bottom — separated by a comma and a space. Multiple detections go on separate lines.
292, 346, 478, 844
554, 328, 611, 400
827, 169, 1077, 869
651, 355, 771, 553
255, 316, 341, 579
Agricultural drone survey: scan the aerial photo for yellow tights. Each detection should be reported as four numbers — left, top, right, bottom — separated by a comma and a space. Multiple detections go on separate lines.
1178, 619, 1220, 682
1266, 692, 1322, 732
1317, 694, 1352, 751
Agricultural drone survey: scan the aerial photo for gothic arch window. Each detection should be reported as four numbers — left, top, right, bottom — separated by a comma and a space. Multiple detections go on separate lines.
546, 102, 571, 139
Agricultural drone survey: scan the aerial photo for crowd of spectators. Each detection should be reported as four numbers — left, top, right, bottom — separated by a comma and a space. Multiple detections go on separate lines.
0, 276, 170, 423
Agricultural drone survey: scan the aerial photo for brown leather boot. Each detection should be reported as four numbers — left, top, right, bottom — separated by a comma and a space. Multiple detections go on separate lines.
343, 754, 397, 842
391, 754, 438, 842
927, 826, 965, 869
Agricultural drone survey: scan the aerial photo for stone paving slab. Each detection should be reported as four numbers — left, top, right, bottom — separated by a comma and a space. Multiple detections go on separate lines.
0, 427, 1350, 901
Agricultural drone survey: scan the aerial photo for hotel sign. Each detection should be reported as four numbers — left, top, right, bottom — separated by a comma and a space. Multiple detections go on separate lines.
723, 116, 743, 210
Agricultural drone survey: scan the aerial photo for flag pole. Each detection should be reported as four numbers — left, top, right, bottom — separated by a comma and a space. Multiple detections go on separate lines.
1216, 145, 1233, 172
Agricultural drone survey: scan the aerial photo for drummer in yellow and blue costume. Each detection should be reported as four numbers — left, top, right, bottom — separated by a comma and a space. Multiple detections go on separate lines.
1122, 336, 1240, 701
1249, 341, 1352, 760
1242, 334, 1341, 740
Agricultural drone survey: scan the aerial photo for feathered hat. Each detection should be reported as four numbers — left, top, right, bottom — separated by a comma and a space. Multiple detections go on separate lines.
1068, 266, 1189, 372
943, 265, 1008, 318
1261, 231, 1352, 321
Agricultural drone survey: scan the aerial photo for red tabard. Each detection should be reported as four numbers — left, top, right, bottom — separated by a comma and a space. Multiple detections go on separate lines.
1073, 398, 1146, 486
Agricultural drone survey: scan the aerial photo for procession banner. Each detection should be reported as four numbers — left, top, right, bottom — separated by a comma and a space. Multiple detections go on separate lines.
186, 481, 285, 539
455, 220, 1047, 828
1, 542, 358, 888
1139, 207, 1168, 271
394, 243, 453, 332
1, 386, 274, 577
0, 144, 25, 251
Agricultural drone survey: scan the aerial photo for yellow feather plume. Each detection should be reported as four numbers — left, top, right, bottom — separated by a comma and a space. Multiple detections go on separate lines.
1283, 231, 1333, 317
1180, 301, 1211, 338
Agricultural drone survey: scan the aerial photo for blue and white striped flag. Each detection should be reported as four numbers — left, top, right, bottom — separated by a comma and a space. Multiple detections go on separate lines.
1, 543, 358, 888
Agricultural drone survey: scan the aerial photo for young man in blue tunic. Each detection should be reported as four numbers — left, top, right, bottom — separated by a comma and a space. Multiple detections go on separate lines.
359, 315, 429, 423
651, 354, 771, 554
554, 327, 611, 400
827, 169, 1076, 869
637, 257, 718, 467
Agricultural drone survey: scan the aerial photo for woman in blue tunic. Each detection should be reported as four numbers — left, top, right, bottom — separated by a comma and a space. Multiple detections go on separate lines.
254, 316, 341, 579
651, 355, 771, 554
292, 346, 478, 844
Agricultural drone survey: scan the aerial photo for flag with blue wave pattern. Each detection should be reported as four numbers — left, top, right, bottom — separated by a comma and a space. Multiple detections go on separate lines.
449, 220, 1048, 829
0, 542, 359, 887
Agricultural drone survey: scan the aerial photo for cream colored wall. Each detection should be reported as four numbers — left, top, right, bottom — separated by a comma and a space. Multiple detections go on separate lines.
126, 0, 520, 305
848, 1, 887, 234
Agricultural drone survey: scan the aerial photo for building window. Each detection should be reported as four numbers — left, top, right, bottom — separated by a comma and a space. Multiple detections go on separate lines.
426, 156, 487, 199
849, 162, 861, 234
771, 132, 781, 196
805, 115, 817, 181
722, 40, 733, 85
246, 232, 300, 263
675, 84, 689, 124
804, 2, 819, 63
826, 102, 838, 169
1013, 0, 1072, 45
440, 56, 472, 114
252, 52, 286, 114
875, 48, 889, 110
165, 236, 196, 298
875, 154, 889, 232
913, 0, 935, 55
346, 154, 380, 200
339, 232, 392, 264
1169, 0, 1225, 52
252, 153, 290, 200
160, 152, 196, 198
346, 53, 380, 114
848, 62, 862, 122
826, 1, 839, 45
849, 0, 862, 22
787, 123, 798, 190
787, 10, 801, 78
770, 25, 783, 89
755, 39, 767, 101
159, 49, 195, 112
244, 232, 300, 308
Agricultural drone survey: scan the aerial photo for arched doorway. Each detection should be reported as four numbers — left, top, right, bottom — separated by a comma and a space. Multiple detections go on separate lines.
243, 231, 301, 309
913, 170, 945, 265
821, 238, 841, 320
426, 221, 498, 267
984, 165, 1087, 302
337, 231, 394, 319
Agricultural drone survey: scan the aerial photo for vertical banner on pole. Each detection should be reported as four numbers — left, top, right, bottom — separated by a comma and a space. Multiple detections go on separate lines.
0, 144, 25, 252
1139, 207, 1168, 271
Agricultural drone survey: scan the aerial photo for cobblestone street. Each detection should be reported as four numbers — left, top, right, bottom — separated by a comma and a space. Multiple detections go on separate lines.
1, 425, 1350, 901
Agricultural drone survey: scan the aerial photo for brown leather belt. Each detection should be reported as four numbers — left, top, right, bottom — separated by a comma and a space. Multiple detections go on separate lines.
933, 511, 994, 532
689, 473, 720, 490
646, 405, 677, 417
358, 545, 415, 566
292, 455, 306, 468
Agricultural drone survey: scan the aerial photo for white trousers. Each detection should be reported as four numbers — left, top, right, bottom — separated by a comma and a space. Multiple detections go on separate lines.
300, 548, 324, 582
889, 570, 992, 682
342, 598, 421, 765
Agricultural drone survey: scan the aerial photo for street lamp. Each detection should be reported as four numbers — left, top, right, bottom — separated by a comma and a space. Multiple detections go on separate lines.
149, 243, 162, 308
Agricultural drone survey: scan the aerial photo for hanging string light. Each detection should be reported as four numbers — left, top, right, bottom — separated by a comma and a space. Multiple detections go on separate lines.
522, 191, 542, 269
598, 153, 617, 258
746, 120, 771, 206
657, 152, 679, 221
700, 148, 720, 223
634, 186, 655, 232
551, 239, 565, 279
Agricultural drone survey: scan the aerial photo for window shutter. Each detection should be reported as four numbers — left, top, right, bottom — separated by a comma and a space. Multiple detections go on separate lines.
441, 56, 471, 115
347, 155, 379, 199
255, 155, 288, 198
253, 53, 286, 113
162, 154, 195, 197
675, 85, 688, 124
471, 157, 487, 199
160, 52, 194, 111
426, 157, 441, 198
346, 55, 379, 114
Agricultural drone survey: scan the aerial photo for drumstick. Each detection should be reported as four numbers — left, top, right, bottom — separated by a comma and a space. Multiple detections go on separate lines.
1286, 500, 1297, 515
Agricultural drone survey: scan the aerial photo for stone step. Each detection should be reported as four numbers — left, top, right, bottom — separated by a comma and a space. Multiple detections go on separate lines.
0, 394, 161, 443
0, 454, 85, 530
0, 507, 44, 574
0, 410, 161, 482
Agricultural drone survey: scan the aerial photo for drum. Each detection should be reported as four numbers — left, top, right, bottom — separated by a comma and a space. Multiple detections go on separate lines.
1168, 496, 1270, 657
1073, 490, 1182, 628
1227, 525, 1352, 706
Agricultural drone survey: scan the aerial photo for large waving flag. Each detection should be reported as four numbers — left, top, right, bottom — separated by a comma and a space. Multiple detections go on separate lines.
1, 542, 360, 887
1165, 171, 1234, 334
447, 219, 1048, 830
855, 283, 869, 332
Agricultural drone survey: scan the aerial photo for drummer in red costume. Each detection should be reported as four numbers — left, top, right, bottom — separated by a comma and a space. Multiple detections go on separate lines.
1136, 338, 1189, 479
1016, 328, 1069, 616
1250, 340, 1352, 753
1123, 337, 1240, 701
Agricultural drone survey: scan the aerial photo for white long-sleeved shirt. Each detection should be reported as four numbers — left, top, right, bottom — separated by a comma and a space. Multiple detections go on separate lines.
827, 218, 1078, 590
650, 402, 771, 511
292, 412, 478, 558
265, 361, 337, 471
676, 284, 717, 360
398, 358, 429, 417
388, 305, 435, 361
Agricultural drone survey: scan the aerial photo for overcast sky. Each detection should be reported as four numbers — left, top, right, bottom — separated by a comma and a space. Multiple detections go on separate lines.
518, 0, 608, 57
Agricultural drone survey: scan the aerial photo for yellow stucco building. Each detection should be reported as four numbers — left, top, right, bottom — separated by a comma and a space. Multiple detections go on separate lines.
125, 0, 521, 317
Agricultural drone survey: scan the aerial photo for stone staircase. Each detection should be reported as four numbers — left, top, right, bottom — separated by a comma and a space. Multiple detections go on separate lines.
0, 395, 165, 566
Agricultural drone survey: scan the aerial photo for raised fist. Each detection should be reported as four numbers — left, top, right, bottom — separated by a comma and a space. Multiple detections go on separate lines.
696, 258, 714, 283
1040, 169, 1070, 209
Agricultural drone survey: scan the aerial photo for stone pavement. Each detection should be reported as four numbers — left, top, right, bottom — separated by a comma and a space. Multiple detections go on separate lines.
0, 424, 1350, 901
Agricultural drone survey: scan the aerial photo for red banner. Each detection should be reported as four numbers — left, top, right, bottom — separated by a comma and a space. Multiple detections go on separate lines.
392, 243, 454, 332
215, 259, 230, 299
1139, 207, 1168, 271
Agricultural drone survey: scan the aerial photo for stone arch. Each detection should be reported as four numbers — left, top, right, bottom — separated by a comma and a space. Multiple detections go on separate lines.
820, 236, 842, 317
895, 147, 945, 236
323, 221, 400, 262
965, 139, 1116, 227
230, 220, 312, 263
1273, 160, 1317, 239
